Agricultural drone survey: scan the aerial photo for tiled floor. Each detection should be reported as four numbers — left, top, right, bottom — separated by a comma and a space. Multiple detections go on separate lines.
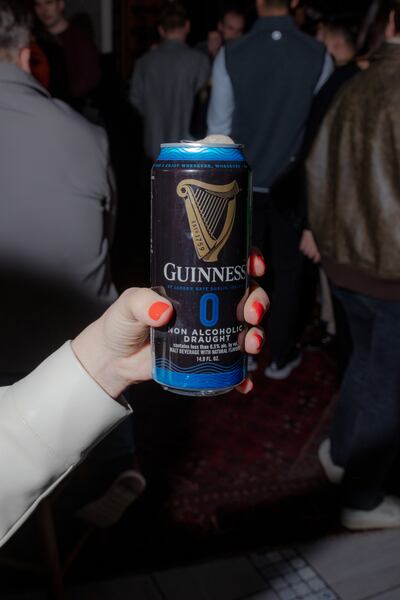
249, 548, 337, 599
8, 529, 400, 600
300, 529, 400, 600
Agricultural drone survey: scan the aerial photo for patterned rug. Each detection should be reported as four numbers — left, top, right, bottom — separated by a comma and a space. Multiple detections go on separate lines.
134, 349, 338, 532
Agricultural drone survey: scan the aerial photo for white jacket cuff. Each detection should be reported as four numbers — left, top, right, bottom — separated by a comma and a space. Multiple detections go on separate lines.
0, 342, 131, 547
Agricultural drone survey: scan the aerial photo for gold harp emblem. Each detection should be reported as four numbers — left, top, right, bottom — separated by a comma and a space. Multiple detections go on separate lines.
177, 179, 239, 263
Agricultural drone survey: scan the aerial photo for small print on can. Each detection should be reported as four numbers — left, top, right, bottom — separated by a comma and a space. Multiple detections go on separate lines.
151, 142, 251, 396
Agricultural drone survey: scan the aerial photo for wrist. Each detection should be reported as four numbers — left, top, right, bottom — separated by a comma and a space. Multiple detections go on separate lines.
71, 322, 130, 399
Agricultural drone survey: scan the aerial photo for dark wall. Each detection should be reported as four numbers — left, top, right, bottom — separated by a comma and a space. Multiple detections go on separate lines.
183, 0, 256, 43
303, 0, 370, 19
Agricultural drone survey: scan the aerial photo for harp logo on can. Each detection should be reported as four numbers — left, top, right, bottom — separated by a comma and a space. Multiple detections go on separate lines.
177, 179, 238, 263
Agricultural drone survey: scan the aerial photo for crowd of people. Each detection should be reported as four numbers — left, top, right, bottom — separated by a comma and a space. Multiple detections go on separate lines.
0, 0, 400, 551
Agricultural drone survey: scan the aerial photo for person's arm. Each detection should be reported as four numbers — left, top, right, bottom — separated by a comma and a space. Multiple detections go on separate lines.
0, 342, 130, 548
207, 47, 235, 136
0, 288, 172, 549
0, 270, 267, 547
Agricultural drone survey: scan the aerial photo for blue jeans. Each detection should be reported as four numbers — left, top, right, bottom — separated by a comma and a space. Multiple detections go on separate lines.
331, 287, 400, 510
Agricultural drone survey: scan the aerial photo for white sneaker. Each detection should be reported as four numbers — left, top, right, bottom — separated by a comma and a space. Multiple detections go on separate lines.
247, 355, 259, 372
341, 496, 400, 531
77, 470, 146, 528
318, 439, 344, 484
264, 352, 302, 380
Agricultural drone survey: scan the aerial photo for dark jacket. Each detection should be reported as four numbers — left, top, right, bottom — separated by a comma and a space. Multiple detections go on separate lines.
307, 42, 400, 300
225, 16, 326, 189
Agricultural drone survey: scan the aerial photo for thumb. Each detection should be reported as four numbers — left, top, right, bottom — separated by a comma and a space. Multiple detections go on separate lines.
118, 288, 174, 328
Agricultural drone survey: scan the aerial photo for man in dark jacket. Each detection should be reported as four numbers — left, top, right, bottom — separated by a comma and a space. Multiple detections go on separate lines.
307, 0, 400, 531
207, 0, 333, 379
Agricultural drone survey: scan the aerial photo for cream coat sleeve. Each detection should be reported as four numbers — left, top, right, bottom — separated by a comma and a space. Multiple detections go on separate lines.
0, 342, 131, 548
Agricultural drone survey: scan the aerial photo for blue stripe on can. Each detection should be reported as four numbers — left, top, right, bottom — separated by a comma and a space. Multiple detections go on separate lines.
157, 145, 245, 162
153, 366, 245, 391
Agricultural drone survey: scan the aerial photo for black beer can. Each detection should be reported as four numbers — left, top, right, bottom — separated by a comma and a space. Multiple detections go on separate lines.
151, 141, 251, 396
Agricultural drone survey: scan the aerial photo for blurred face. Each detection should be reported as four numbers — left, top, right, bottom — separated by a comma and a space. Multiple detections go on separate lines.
34, 0, 65, 30
219, 12, 245, 41
316, 24, 355, 66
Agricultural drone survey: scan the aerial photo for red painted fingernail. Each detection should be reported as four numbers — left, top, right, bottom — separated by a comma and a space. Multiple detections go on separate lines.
252, 300, 265, 322
148, 301, 171, 321
253, 333, 263, 352
256, 255, 266, 271
240, 379, 254, 394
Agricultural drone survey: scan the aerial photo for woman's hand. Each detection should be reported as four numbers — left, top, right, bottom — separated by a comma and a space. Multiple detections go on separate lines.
72, 250, 268, 398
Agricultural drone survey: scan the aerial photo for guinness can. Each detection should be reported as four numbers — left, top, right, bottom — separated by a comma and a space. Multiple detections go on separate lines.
151, 139, 251, 396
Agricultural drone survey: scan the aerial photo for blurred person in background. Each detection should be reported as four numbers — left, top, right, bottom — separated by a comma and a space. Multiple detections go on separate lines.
197, 7, 246, 62
316, 19, 358, 66
299, 15, 360, 370
33, 0, 101, 116
299, 3, 392, 367
129, 2, 209, 161
207, 0, 333, 379
307, 0, 400, 531
192, 6, 246, 138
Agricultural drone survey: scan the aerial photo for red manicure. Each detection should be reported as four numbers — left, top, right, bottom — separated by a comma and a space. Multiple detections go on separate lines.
238, 379, 254, 394
250, 254, 266, 275
148, 301, 171, 321
252, 300, 265, 322
253, 333, 263, 352
256, 254, 266, 271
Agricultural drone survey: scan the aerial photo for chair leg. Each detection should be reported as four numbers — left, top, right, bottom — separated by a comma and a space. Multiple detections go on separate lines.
37, 500, 65, 600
